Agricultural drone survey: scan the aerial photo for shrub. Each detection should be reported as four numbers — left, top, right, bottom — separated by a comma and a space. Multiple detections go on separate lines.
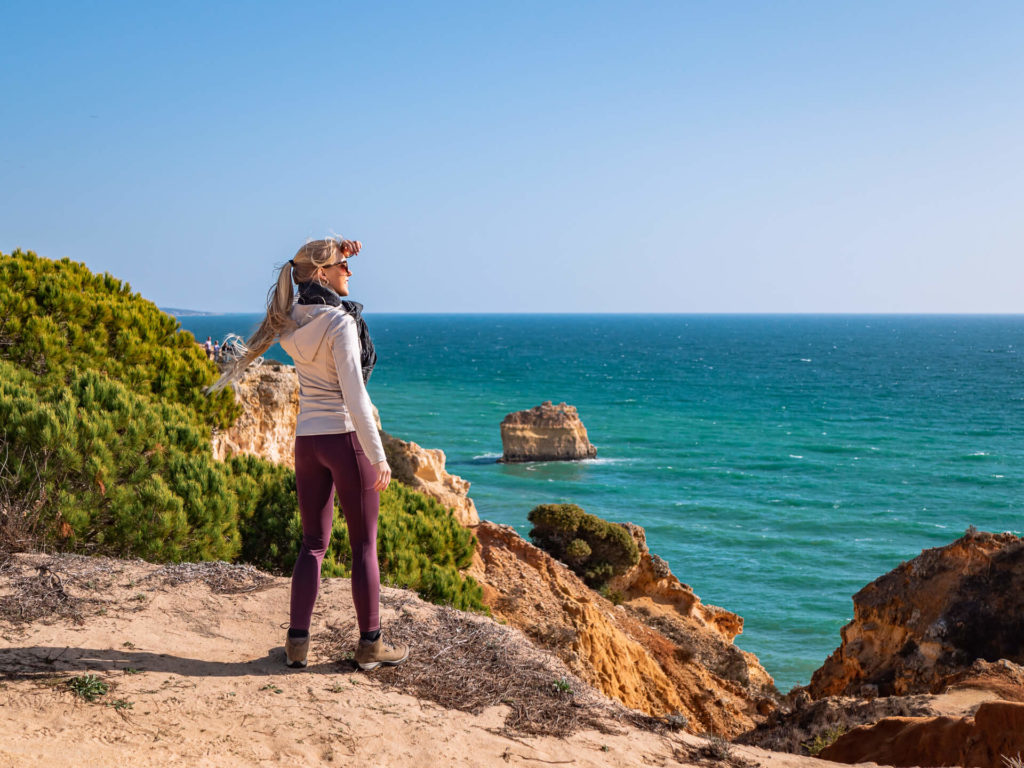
0, 249, 237, 429
0, 361, 241, 561
803, 725, 847, 756
528, 503, 639, 588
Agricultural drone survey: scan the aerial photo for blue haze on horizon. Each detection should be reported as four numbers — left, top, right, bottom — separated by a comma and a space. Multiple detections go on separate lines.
2, 2, 1024, 314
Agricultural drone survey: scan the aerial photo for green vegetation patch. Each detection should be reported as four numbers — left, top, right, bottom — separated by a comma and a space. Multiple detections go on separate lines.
66, 674, 109, 702
0, 249, 237, 429
803, 725, 847, 756
528, 503, 639, 588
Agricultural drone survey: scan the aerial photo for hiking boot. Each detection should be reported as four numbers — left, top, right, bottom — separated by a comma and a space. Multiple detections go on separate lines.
285, 634, 309, 669
354, 635, 409, 671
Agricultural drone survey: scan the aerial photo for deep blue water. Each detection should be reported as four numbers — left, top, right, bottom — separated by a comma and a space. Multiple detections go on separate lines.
176, 313, 1024, 690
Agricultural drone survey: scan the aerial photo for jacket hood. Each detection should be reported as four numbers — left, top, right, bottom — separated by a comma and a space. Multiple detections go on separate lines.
280, 304, 339, 363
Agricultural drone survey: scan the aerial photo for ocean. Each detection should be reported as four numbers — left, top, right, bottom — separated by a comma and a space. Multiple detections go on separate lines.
177, 312, 1024, 691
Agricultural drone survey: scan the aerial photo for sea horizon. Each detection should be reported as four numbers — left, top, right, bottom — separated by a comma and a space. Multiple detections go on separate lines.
167, 309, 1024, 317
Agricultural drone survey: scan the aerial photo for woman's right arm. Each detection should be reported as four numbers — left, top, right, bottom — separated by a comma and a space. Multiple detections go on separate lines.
328, 313, 390, 490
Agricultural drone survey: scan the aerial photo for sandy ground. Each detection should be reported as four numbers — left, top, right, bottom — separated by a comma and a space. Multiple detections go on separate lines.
0, 554, 839, 768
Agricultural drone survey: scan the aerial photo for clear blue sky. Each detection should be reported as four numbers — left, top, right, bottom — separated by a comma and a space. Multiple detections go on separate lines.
3, 1, 1023, 313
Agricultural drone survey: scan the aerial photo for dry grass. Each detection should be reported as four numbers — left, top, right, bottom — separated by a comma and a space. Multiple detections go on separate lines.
320, 594, 671, 738
142, 561, 273, 594
0, 554, 272, 626
0, 555, 125, 625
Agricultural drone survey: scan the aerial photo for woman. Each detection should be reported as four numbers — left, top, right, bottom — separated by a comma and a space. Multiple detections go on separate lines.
211, 237, 408, 671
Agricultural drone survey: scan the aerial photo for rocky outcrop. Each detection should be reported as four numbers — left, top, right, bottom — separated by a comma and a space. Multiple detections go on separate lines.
820, 701, 1024, 768
607, 523, 756, 658
810, 530, 1024, 699
212, 362, 298, 465
499, 401, 597, 462
379, 430, 479, 526
466, 520, 778, 738
211, 364, 479, 524
737, 691, 943, 754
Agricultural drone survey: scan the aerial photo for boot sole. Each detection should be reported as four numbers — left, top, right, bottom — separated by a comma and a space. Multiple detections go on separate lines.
357, 650, 409, 671
286, 659, 308, 669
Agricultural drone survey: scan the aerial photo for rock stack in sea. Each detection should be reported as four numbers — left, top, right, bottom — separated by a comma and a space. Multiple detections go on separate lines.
499, 401, 597, 462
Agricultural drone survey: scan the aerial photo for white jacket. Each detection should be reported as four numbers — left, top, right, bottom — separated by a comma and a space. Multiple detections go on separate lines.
279, 304, 386, 465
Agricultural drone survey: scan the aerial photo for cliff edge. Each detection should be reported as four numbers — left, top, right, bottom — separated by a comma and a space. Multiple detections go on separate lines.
810, 529, 1024, 699
467, 521, 778, 738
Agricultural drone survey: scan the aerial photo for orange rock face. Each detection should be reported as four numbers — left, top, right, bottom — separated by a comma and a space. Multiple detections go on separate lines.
810, 530, 1024, 699
379, 430, 479, 526
212, 363, 299, 465
466, 521, 777, 737
499, 401, 597, 462
820, 701, 1024, 768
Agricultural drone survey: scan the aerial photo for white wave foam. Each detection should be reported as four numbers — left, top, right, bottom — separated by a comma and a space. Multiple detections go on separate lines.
472, 452, 502, 461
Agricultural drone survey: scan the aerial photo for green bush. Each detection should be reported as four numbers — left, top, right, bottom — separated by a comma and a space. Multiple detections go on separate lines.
0, 360, 240, 561
803, 725, 847, 756
528, 503, 639, 588
0, 249, 237, 429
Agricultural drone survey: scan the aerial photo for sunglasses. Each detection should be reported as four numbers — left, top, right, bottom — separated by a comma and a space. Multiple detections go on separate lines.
324, 260, 351, 273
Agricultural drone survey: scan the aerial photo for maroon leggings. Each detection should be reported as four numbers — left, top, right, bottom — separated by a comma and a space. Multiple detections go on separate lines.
290, 432, 380, 634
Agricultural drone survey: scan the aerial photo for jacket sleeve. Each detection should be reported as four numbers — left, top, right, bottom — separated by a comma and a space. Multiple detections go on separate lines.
327, 312, 387, 465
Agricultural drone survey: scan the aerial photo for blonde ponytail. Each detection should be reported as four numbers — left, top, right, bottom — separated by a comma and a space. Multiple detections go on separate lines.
205, 237, 358, 394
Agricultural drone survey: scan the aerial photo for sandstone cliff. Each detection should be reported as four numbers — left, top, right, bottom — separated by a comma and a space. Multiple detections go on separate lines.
500, 401, 597, 462
810, 529, 1024, 699
212, 363, 478, 524
211, 362, 298, 465
466, 520, 778, 738
378, 430, 479, 526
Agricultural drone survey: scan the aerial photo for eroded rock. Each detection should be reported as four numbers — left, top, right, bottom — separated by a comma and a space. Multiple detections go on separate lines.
379, 430, 479, 526
466, 520, 778, 738
499, 401, 597, 462
820, 700, 1024, 768
810, 530, 1024, 699
212, 362, 298, 465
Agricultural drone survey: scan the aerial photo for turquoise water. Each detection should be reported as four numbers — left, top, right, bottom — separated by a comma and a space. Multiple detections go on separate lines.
177, 313, 1024, 690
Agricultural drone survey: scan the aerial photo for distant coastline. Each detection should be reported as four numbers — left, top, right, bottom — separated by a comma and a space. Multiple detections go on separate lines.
162, 307, 216, 317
